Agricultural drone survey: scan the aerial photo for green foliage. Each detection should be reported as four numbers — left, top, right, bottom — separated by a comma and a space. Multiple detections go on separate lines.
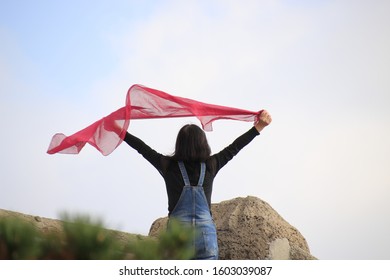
127, 219, 194, 260
0, 214, 194, 260
0, 217, 43, 259
59, 214, 124, 260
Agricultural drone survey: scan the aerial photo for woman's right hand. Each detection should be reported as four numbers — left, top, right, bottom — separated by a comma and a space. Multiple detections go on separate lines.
103, 118, 123, 135
255, 110, 272, 132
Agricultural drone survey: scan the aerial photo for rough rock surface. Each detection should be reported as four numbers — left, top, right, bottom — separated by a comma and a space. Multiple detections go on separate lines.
0, 208, 143, 245
149, 196, 316, 260
1, 196, 316, 260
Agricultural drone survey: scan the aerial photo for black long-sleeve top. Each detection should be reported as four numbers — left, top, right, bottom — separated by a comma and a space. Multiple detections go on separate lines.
124, 126, 260, 215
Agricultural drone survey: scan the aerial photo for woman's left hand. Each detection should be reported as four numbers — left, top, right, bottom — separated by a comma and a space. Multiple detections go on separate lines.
255, 110, 272, 132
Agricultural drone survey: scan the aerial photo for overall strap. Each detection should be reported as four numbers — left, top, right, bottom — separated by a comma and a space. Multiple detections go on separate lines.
178, 161, 206, 187
178, 161, 190, 186
198, 162, 206, 186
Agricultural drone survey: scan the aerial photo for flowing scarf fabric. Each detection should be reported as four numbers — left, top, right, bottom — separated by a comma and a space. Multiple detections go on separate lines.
47, 84, 261, 156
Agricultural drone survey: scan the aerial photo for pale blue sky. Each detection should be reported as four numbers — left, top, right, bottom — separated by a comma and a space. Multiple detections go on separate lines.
1, 0, 389, 259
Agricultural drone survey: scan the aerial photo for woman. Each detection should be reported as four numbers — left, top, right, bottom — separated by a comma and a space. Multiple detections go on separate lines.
123, 110, 272, 259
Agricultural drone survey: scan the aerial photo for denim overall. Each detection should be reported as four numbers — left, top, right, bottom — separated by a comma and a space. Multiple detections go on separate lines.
169, 161, 219, 260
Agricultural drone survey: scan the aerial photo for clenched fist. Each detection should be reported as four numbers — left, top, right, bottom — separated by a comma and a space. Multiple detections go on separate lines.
255, 110, 272, 132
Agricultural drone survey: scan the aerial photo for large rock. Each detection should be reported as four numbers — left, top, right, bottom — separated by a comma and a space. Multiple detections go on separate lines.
1, 196, 316, 260
149, 196, 316, 260
0, 208, 145, 245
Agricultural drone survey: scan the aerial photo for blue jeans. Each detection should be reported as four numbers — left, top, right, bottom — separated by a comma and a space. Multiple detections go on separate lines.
168, 162, 219, 260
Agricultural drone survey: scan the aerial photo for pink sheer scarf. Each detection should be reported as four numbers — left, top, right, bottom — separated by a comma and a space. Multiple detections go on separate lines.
47, 84, 261, 156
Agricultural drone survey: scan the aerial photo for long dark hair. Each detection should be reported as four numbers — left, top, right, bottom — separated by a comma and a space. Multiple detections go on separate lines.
172, 124, 211, 162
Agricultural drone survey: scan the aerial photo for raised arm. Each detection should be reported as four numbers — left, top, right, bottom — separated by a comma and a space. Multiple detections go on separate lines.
103, 118, 162, 167
211, 109, 272, 174
123, 132, 164, 173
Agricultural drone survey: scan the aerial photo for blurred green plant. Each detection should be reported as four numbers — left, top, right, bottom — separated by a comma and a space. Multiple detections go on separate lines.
127, 219, 194, 260
59, 214, 124, 259
0, 214, 194, 260
0, 217, 43, 259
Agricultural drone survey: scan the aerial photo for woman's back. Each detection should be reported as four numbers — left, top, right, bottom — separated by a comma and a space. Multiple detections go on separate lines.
124, 126, 260, 214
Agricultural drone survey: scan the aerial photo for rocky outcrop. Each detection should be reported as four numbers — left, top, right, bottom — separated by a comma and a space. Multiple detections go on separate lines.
0, 208, 143, 245
1, 196, 316, 260
149, 196, 316, 260
0, 208, 63, 233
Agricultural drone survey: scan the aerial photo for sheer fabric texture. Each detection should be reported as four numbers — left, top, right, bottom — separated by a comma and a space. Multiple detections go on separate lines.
47, 84, 260, 156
